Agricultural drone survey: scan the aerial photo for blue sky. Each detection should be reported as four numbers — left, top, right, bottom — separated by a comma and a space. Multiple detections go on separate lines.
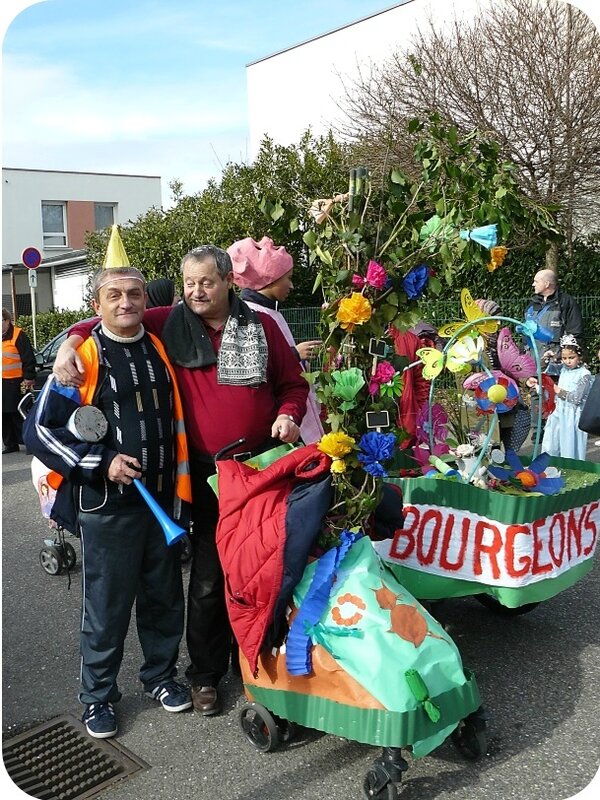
2, 0, 400, 206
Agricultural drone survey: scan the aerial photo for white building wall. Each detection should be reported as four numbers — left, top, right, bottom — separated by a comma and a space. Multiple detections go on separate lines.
246, 0, 510, 154
2, 168, 162, 266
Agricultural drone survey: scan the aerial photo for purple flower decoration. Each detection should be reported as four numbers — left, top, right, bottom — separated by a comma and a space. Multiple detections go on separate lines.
358, 432, 397, 477
415, 402, 448, 445
412, 442, 450, 475
402, 264, 429, 300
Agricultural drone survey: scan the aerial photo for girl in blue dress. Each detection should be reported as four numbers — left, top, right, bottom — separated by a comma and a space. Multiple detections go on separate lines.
540, 335, 592, 459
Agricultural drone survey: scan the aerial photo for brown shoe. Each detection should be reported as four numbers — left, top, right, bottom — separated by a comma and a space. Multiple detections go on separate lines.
191, 685, 221, 716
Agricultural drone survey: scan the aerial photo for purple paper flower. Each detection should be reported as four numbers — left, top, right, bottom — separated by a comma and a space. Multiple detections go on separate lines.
358, 432, 397, 477
403, 264, 429, 300
415, 403, 448, 445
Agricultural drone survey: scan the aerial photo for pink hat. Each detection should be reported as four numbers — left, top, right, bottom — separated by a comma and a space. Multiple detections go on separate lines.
227, 236, 293, 290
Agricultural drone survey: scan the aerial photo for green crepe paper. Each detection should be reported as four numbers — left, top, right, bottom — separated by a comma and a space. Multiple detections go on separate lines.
386, 456, 600, 525
291, 535, 480, 757
383, 456, 600, 607
207, 443, 296, 496
331, 367, 365, 411
245, 669, 480, 757
382, 558, 593, 607
405, 669, 441, 723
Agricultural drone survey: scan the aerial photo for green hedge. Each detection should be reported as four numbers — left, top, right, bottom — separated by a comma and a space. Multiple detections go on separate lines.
17, 309, 92, 351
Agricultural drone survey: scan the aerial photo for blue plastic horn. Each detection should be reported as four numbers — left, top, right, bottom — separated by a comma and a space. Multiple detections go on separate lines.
133, 479, 187, 546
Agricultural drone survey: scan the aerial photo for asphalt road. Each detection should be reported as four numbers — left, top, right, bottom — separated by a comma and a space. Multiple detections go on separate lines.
2, 445, 600, 800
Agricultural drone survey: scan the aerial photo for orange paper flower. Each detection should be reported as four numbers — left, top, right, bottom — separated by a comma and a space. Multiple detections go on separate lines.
336, 292, 372, 330
487, 245, 508, 272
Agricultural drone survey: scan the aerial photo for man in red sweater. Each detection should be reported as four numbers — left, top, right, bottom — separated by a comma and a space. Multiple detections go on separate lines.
54, 245, 309, 717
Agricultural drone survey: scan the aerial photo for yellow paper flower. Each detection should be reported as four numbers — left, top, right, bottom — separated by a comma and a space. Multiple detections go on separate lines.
336, 293, 372, 330
330, 458, 347, 474
487, 245, 508, 272
318, 431, 356, 460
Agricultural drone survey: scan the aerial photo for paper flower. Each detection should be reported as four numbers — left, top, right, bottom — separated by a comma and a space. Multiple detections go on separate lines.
368, 360, 397, 396
357, 432, 397, 477
365, 260, 388, 289
402, 264, 429, 300
412, 442, 450, 474
351, 273, 366, 288
331, 368, 365, 410
336, 293, 372, 330
446, 335, 485, 369
318, 431, 356, 475
318, 431, 356, 459
516, 318, 553, 344
474, 375, 519, 414
487, 450, 565, 495
487, 245, 508, 272
459, 224, 498, 249
415, 403, 449, 445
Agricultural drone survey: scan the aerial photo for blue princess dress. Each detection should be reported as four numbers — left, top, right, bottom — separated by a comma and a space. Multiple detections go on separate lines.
542, 364, 592, 459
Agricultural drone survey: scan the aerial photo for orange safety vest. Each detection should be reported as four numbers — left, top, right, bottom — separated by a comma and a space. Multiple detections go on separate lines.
48, 332, 192, 505
2, 326, 24, 380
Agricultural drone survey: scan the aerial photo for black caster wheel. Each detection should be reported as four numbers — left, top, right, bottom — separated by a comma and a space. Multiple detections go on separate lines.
39, 546, 64, 576
239, 703, 280, 752
476, 595, 540, 616
452, 706, 489, 760
362, 764, 399, 799
63, 542, 77, 570
179, 534, 192, 564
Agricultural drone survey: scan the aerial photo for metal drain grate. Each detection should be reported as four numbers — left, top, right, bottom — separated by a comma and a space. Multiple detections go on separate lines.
2, 713, 150, 800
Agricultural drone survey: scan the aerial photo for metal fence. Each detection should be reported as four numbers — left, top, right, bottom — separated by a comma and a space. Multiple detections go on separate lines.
282, 296, 600, 368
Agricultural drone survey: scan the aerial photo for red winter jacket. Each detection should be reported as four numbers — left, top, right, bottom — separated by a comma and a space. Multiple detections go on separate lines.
215, 444, 332, 674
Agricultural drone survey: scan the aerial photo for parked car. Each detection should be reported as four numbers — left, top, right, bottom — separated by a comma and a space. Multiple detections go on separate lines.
34, 320, 94, 389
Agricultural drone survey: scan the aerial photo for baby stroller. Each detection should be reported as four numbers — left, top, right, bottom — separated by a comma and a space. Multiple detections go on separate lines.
213, 442, 488, 799
18, 390, 80, 577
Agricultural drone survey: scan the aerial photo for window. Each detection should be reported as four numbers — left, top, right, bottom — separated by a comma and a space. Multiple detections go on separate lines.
95, 204, 115, 230
41, 202, 67, 247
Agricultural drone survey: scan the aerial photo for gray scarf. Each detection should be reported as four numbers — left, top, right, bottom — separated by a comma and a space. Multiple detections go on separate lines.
161, 291, 268, 385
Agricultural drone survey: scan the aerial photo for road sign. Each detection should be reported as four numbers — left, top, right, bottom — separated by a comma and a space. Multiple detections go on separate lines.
21, 247, 42, 269
28, 270, 38, 288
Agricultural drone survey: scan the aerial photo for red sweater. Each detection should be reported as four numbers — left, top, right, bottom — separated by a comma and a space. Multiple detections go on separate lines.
70, 306, 309, 457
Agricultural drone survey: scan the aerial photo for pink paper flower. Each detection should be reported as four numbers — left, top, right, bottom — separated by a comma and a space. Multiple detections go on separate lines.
352, 274, 366, 288
366, 260, 388, 289
368, 360, 397, 395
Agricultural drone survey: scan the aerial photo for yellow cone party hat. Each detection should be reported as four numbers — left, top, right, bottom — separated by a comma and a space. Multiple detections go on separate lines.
103, 225, 131, 269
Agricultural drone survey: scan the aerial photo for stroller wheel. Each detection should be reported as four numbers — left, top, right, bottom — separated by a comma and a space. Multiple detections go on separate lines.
362, 764, 399, 799
179, 534, 193, 564
239, 703, 280, 752
451, 706, 489, 760
63, 542, 77, 569
39, 546, 64, 576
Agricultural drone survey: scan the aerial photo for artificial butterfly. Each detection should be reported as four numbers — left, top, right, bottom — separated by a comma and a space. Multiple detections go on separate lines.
496, 327, 536, 381
437, 288, 499, 339
417, 337, 477, 380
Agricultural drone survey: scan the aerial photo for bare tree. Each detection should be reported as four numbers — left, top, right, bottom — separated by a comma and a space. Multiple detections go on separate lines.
337, 0, 600, 263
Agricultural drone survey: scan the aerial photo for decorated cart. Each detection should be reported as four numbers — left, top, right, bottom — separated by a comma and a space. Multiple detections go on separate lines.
218, 126, 566, 797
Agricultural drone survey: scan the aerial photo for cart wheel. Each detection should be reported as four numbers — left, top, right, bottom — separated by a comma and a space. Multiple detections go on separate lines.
239, 703, 280, 752
39, 546, 64, 576
63, 542, 77, 569
362, 765, 399, 799
476, 595, 540, 616
451, 708, 489, 760
277, 718, 298, 743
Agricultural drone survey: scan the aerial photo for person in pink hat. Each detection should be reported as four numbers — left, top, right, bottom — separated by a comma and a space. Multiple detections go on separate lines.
227, 236, 323, 444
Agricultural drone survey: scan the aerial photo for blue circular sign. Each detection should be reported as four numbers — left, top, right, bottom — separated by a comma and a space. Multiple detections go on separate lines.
21, 247, 42, 269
